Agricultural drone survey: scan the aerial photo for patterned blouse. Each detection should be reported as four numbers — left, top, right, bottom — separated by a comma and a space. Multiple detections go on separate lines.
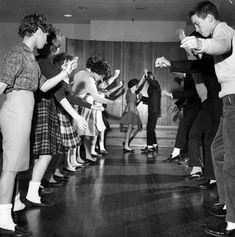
0, 42, 46, 94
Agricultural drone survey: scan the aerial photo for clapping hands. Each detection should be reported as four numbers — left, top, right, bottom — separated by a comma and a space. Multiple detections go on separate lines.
65, 57, 78, 74
155, 57, 171, 68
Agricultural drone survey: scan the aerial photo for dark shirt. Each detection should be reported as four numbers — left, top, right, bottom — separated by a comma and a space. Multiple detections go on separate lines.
142, 78, 161, 115
35, 55, 61, 101
0, 42, 46, 94
54, 80, 92, 113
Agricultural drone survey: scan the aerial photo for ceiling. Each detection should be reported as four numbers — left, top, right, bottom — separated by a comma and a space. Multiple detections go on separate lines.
1, 0, 235, 25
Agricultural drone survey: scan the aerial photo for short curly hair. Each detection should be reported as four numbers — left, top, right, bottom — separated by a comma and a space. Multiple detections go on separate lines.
18, 13, 48, 38
86, 56, 103, 69
88, 58, 111, 78
37, 24, 64, 57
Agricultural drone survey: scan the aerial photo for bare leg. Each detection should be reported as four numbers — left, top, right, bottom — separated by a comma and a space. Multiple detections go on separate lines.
0, 171, 17, 230
13, 180, 25, 212
124, 124, 133, 150
91, 135, 98, 155
128, 126, 139, 146
53, 154, 65, 178
99, 129, 107, 151
84, 136, 96, 161
26, 155, 52, 203
65, 150, 76, 171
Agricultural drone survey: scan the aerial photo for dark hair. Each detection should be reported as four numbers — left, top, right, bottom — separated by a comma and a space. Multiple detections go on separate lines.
86, 56, 103, 69
37, 24, 64, 57
53, 52, 73, 70
88, 58, 111, 78
146, 71, 155, 79
190, 31, 205, 38
18, 13, 48, 38
128, 78, 139, 89
188, 1, 219, 20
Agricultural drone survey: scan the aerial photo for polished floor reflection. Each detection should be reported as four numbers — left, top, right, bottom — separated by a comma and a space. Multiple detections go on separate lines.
18, 147, 219, 237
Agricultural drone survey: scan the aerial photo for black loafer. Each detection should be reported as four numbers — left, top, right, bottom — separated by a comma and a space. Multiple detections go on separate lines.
199, 180, 216, 190
99, 150, 108, 155
0, 225, 32, 237
12, 207, 28, 224
204, 222, 235, 236
177, 156, 189, 165
141, 147, 154, 153
86, 159, 99, 165
184, 172, 203, 181
26, 198, 55, 207
203, 201, 225, 211
162, 154, 181, 163
53, 175, 69, 182
123, 148, 134, 153
39, 187, 54, 196
209, 207, 226, 217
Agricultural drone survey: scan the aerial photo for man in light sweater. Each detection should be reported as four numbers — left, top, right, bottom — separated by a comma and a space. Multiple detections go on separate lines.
179, 1, 235, 236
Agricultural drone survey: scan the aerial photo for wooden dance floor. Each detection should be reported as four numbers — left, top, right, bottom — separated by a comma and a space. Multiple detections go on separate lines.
16, 147, 219, 237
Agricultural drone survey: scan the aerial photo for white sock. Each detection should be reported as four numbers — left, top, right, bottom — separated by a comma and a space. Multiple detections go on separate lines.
147, 145, 153, 148
209, 180, 216, 184
13, 193, 25, 212
190, 166, 202, 175
153, 144, 158, 148
99, 142, 105, 151
226, 221, 235, 230
172, 148, 180, 157
223, 205, 227, 210
0, 204, 16, 230
26, 181, 41, 203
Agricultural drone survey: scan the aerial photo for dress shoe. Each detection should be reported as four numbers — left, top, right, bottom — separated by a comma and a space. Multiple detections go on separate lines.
209, 207, 226, 217
141, 147, 154, 153
0, 225, 32, 237
62, 167, 77, 174
99, 149, 108, 155
162, 154, 181, 163
86, 159, 99, 165
177, 156, 189, 165
39, 187, 54, 196
123, 148, 134, 153
80, 161, 90, 168
53, 175, 69, 182
184, 172, 203, 181
203, 201, 225, 211
204, 222, 235, 236
199, 180, 217, 190
12, 207, 28, 224
91, 153, 102, 158
26, 198, 55, 207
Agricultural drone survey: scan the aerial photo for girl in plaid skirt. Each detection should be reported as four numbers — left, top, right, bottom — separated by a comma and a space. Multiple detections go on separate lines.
53, 53, 104, 171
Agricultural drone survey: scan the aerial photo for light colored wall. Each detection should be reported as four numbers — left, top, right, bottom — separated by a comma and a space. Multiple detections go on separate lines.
90, 20, 186, 42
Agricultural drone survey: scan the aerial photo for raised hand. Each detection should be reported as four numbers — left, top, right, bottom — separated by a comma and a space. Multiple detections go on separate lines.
114, 69, 120, 78
65, 57, 78, 74
180, 36, 202, 51
155, 57, 171, 68
161, 90, 172, 97
176, 28, 186, 42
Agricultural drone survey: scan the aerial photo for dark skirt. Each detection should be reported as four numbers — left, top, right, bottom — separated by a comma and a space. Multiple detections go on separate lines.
57, 112, 80, 150
31, 97, 63, 156
120, 102, 142, 132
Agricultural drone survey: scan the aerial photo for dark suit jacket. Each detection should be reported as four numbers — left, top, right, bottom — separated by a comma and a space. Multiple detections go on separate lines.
170, 55, 222, 122
141, 78, 161, 115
